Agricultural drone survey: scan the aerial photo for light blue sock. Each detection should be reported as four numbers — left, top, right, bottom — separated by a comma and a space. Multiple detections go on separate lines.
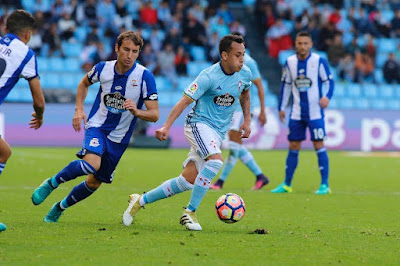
60, 181, 96, 209
51, 160, 96, 188
187, 159, 223, 211
316, 147, 329, 186
284, 150, 299, 186
219, 141, 240, 182
239, 146, 262, 176
0, 163, 5, 175
143, 174, 193, 204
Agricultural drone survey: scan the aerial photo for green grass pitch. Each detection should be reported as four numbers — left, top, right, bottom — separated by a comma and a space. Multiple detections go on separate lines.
0, 147, 399, 264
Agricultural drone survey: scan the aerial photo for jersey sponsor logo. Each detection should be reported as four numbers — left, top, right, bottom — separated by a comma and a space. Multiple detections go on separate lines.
115, 85, 122, 90
213, 93, 235, 109
103, 92, 127, 114
89, 138, 100, 147
148, 93, 158, 100
186, 82, 198, 96
294, 75, 312, 92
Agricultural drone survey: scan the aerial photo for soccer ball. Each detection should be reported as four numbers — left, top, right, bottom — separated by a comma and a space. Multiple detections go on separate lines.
215, 193, 245, 223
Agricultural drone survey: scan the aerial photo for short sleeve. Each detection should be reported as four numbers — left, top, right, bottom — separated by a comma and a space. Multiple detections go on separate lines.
87, 61, 106, 84
142, 69, 158, 101
184, 70, 211, 101
21, 50, 38, 80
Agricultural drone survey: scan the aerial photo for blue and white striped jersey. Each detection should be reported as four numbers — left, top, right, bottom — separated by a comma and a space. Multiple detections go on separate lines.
86, 61, 157, 144
0, 33, 38, 105
279, 52, 334, 120
184, 62, 252, 138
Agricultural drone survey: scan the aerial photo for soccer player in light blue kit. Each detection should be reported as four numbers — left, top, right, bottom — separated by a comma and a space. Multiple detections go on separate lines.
31, 31, 159, 222
271, 31, 334, 195
0, 10, 45, 232
211, 32, 269, 190
123, 34, 252, 231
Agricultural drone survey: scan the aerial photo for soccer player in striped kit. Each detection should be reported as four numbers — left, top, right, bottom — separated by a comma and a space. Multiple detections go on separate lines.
0, 10, 45, 231
271, 31, 334, 195
32, 31, 159, 222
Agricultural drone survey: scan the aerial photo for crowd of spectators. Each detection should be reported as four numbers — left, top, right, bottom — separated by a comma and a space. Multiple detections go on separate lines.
0, 0, 247, 88
255, 0, 400, 84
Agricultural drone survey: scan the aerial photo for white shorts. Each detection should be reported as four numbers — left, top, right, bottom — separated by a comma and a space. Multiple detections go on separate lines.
183, 123, 222, 172
229, 110, 244, 131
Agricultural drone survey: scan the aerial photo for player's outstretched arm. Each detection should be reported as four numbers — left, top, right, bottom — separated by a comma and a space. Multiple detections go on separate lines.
239, 89, 251, 138
72, 76, 90, 132
28, 77, 45, 129
155, 95, 193, 141
124, 99, 159, 122
253, 78, 267, 126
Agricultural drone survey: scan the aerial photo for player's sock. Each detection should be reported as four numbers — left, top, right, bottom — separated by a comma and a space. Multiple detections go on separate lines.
142, 174, 194, 205
50, 160, 96, 188
284, 150, 299, 186
239, 146, 262, 177
218, 141, 240, 182
60, 181, 97, 209
0, 163, 5, 175
316, 147, 329, 186
187, 159, 223, 211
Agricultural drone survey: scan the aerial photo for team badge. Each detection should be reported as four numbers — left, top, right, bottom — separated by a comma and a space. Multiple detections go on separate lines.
186, 83, 198, 96
238, 81, 243, 91
103, 92, 127, 114
89, 138, 100, 147
132, 79, 138, 87
115, 85, 122, 90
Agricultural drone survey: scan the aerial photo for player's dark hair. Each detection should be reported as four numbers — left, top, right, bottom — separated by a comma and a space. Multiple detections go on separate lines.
6, 10, 35, 35
231, 31, 244, 38
296, 31, 312, 39
117, 31, 144, 50
219, 34, 245, 55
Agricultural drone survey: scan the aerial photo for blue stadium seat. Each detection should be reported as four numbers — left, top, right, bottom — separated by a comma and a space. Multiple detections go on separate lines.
62, 42, 83, 58
6, 88, 21, 102
363, 83, 378, 98
49, 57, 65, 72
376, 52, 388, 68
379, 84, 394, 98
41, 73, 61, 89
377, 38, 397, 53
22, 0, 35, 12
374, 69, 384, 84
170, 91, 183, 105
157, 91, 172, 107
190, 46, 206, 61
334, 82, 345, 97
354, 98, 369, 110
37, 57, 50, 72
60, 73, 79, 90
394, 85, 400, 98
278, 50, 293, 66
382, 10, 394, 21
347, 83, 361, 97
64, 58, 81, 72
18, 87, 33, 102
371, 99, 386, 109
340, 98, 354, 109
74, 26, 88, 42
84, 89, 99, 104
15, 79, 26, 89
177, 76, 192, 91
387, 100, 400, 110
155, 76, 173, 91
329, 98, 337, 109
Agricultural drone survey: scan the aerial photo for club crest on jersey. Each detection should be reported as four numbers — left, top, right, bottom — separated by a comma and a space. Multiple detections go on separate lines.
294, 75, 312, 92
186, 83, 198, 96
213, 93, 235, 109
89, 138, 100, 147
103, 92, 127, 114
132, 79, 138, 87
238, 81, 243, 91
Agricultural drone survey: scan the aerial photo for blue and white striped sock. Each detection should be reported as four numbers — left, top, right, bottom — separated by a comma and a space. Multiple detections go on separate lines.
0, 163, 6, 175
142, 174, 194, 205
50, 160, 96, 188
187, 159, 223, 211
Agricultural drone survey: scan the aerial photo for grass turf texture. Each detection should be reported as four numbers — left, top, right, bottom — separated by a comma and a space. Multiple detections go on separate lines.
0, 147, 399, 264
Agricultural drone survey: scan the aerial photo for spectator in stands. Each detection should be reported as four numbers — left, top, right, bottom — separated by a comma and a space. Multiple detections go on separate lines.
150, 28, 164, 55
140, 1, 158, 27
50, 0, 65, 21
383, 53, 400, 83
207, 31, 220, 63
217, 2, 234, 24
371, 10, 391, 37
262, 3, 276, 32
307, 20, 320, 45
98, 0, 118, 33
139, 44, 158, 73
183, 14, 207, 46
58, 12, 76, 41
63, 0, 78, 21
328, 8, 341, 25
43, 23, 65, 57
354, 51, 375, 83
175, 46, 189, 76
391, 9, 400, 37
318, 22, 337, 51
355, 8, 372, 34
188, 2, 205, 24
346, 36, 361, 55
92, 42, 108, 65
328, 33, 346, 66
364, 34, 376, 62
33, 0, 50, 13
157, 43, 177, 88
265, 19, 292, 58
83, 0, 97, 27
28, 27, 43, 55
210, 16, 230, 39
157, 0, 173, 29
230, 19, 246, 38
164, 27, 182, 51
85, 26, 100, 46
337, 53, 355, 82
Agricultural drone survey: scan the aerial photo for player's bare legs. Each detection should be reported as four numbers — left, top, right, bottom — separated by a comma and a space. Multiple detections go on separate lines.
0, 138, 11, 171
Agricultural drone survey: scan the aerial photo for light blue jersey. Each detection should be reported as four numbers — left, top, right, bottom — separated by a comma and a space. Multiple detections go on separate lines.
238, 53, 261, 112
184, 62, 252, 138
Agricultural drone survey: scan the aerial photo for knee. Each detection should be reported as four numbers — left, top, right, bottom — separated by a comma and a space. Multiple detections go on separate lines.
289, 142, 301, 151
0, 147, 11, 163
313, 141, 324, 150
85, 176, 102, 190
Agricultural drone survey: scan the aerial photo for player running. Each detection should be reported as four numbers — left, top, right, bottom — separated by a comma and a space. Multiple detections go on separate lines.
271, 31, 334, 195
210, 32, 269, 191
0, 10, 45, 231
31, 31, 159, 222
123, 34, 252, 231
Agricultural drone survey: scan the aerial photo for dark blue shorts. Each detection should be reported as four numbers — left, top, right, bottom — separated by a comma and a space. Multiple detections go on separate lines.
77, 127, 128, 183
288, 118, 325, 141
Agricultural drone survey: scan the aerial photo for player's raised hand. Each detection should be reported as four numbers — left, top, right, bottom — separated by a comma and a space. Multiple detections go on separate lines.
279, 111, 285, 123
258, 111, 267, 126
73, 109, 87, 132
239, 123, 251, 139
29, 112, 43, 130
123, 99, 138, 115
319, 96, 330, 109
155, 126, 169, 141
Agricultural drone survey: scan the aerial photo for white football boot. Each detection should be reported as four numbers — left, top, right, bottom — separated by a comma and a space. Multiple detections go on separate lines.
180, 208, 202, 231
122, 194, 142, 226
